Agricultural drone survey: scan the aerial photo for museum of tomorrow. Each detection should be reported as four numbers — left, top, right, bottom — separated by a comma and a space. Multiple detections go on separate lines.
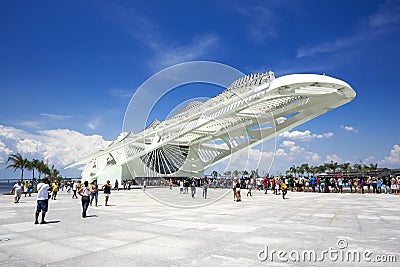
69, 67, 356, 185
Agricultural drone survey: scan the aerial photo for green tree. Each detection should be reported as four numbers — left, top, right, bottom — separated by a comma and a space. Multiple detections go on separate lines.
309, 166, 319, 177
300, 163, 310, 177
318, 164, 327, 174
6, 153, 28, 181
340, 162, 351, 179
325, 161, 339, 175
369, 163, 378, 171
37, 160, 50, 180
289, 165, 298, 178
26, 159, 40, 182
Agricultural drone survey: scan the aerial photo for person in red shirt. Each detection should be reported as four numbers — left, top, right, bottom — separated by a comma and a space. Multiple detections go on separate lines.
263, 177, 269, 194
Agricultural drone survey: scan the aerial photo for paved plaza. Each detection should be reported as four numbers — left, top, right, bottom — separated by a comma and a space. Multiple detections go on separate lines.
0, 187, 399, 266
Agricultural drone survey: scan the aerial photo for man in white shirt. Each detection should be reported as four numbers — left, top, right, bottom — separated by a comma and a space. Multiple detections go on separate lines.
12, 180, 23, 203
35, 178, 51, 224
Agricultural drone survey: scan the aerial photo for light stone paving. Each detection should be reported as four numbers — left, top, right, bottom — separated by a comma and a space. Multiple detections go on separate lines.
0, 187, 399, 266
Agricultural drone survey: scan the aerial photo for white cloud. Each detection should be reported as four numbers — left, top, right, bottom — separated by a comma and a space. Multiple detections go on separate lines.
106, 2, 219, 69
281, 140, 295, 148
279, 130, 333, 141
232, 4, 279, 42
341, 125, 358, 133
40, 113, 73, 120
0, 140, 13, 163
15, 120, 42, 129
0, 124, 110, 175
380, 144, 400, 166
369, 0, 400, 28
297, 0, 400, 58
87, 117, 102, 130
152, 34, 219, 68
326, 154, 343, 163
362, 156, 376, 165
109, 89, 133, 99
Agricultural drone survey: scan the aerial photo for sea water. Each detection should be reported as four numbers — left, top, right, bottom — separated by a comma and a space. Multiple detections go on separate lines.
0, 179, 19, 195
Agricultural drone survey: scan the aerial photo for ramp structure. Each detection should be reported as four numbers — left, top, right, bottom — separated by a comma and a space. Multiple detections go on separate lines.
69, 71, 356, 184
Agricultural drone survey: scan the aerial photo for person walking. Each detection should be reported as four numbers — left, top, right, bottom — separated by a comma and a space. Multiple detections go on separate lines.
90, 180, 99, 206
23, 180, 29, 197
51, 181, 59, 200
35, 178, 51, 224
114, 179, 119, 191
102, 180, 112, 206
281, 180, 288, 199
72, 181, 78, 199
11, 180, 23, 203
247, 179, 253, 197
78, 181, 92, 218
235, 180, 241, 202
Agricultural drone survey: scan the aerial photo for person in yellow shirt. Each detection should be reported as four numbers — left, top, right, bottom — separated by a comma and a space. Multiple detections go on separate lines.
281, 180, 288, 199
51, 182, 59, 200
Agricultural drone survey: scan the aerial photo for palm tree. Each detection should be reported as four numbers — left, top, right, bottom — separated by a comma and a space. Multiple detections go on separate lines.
288, 165, 298, 178
36, 160, 49, 180
318, 164, 327, 174
354, 163, 369, 178
340, 162, 351, 179
369, 163, 378, 171
301, 163, 310, 177
325, 161, 339, 175
49, 165, 60, 180
6, 153, 28, 181
26, 159, 40, 182
309, 166, 319, 177
297, 165, 304, 177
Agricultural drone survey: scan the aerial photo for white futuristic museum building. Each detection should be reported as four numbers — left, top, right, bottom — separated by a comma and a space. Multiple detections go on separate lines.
70, 71, 356, 185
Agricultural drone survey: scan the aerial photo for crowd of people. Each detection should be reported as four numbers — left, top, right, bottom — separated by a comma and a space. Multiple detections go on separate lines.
8, 174, 400, 224
9, 178, 115, 223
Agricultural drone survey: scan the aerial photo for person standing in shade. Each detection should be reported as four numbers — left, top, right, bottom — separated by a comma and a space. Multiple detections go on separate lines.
143, 180, 147, 191
102, 180, 112, 206
179, 180, 184, 194
35, 178, 51, 224
191, 179, 196, 198
78, 181, 92, 218
202, 177, 208, 199
12, 180, 23, 203
90, 180, 99, 206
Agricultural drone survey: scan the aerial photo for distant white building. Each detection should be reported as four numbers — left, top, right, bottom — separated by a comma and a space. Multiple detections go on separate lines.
68, 71, 356, 185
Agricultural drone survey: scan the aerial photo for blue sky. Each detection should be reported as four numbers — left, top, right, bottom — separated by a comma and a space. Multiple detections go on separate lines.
1, 0, 400, 178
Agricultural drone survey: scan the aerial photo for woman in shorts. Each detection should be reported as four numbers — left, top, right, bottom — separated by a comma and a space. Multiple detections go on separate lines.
102, 180, 112, 206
